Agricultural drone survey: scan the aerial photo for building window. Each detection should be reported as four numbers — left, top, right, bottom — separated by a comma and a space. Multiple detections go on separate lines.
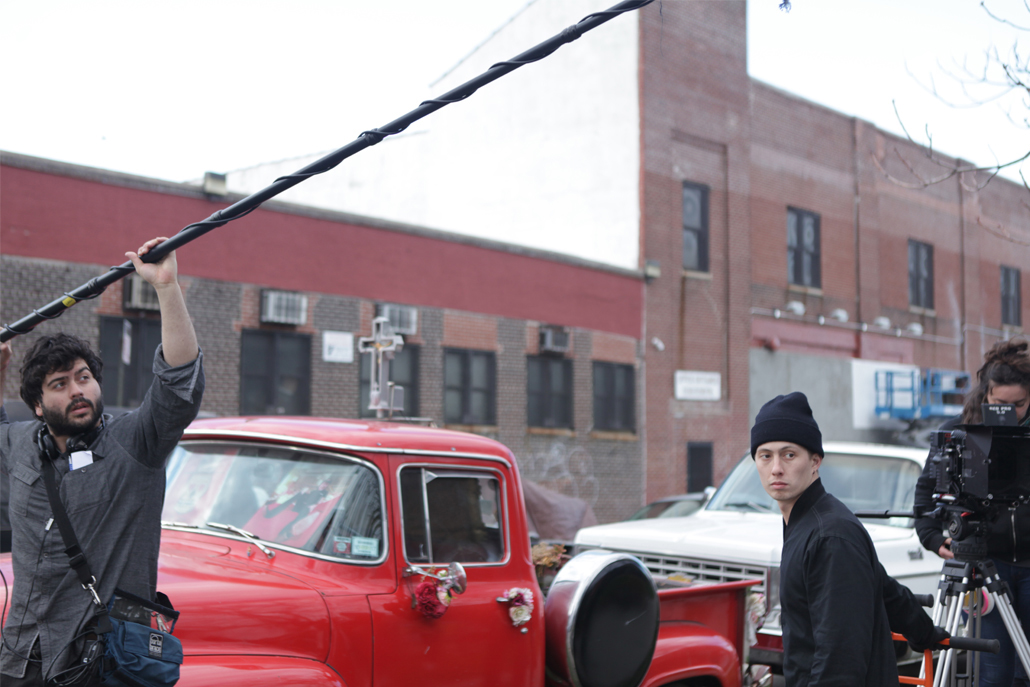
444, 349, 496, 425
1002, 265, 1022, 327
787, 208, 821, 288
908, 240, 934, 310
687, 442, 714, 492
682, 182, 709, 273
99, 316, 162, 408
240, 330, 311, 415
592, 362, 635, 432
360, 345, 419, 418
527, 356, 573, 429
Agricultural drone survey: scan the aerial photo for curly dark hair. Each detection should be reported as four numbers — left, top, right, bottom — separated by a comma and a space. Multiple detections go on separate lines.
19, 334, 104, 412
961, 339, 1030, 424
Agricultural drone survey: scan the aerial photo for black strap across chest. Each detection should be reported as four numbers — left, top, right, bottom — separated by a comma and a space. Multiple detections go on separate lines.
39, 458, 112, 634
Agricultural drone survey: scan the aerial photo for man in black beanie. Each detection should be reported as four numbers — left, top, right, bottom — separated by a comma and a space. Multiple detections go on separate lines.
752, 392, 944, 686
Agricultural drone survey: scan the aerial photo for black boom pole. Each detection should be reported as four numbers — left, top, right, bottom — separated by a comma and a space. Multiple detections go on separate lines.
1, 0, 653, 343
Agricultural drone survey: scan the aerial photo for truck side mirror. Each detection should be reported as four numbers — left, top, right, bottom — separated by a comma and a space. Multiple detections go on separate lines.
405, 561, 468, 595
443, 562, 467, 595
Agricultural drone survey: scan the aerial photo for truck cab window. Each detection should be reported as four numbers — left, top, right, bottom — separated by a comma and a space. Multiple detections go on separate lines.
400, 467, 505, 564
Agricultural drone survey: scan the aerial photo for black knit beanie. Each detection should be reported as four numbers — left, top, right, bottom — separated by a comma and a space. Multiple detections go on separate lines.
750, 391, 823, 458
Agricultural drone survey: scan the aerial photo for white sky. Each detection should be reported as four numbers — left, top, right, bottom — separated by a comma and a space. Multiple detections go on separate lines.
1, 0, 1028, 184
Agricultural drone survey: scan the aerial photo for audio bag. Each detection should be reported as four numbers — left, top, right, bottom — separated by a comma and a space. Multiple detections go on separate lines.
39, 455, 181, 687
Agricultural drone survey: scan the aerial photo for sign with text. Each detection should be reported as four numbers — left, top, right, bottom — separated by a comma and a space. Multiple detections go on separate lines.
322, 331, 354, 363
674, 370, 721, 401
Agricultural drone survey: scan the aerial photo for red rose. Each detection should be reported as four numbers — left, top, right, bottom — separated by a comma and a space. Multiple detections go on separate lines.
415, 579, 448, 619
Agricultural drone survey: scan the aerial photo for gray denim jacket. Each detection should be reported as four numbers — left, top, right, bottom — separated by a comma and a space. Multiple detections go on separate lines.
0, 346, 204, 680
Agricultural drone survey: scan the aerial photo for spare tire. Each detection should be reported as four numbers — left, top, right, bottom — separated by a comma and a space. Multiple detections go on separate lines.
544, 551, 659, 687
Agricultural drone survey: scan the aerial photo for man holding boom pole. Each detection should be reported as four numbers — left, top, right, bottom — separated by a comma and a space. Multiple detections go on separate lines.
0, 237, 204, 686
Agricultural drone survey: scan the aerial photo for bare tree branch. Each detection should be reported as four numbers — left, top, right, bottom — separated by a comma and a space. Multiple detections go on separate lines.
873, 100, 1030, 192
867, 1, 1030, 245
978, 215, 1030, 246
980, 0, 1030, 31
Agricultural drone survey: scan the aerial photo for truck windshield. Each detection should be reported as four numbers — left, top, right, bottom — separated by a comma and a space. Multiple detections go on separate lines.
706, 453, 922, 527
163, 442, 385, 561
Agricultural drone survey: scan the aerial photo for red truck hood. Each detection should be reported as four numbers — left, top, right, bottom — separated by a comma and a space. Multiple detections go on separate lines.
158, 536, 332, 661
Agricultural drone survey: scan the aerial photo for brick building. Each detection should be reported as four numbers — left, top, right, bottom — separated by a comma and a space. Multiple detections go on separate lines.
2, 0, 1028, 519
0, 153, 645, 523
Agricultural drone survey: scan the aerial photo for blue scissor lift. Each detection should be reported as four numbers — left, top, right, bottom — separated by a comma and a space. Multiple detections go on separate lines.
875, 368, 970, 421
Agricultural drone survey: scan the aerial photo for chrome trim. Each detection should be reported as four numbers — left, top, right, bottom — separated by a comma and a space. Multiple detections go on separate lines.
546, 551, 656, 687
422, 469, 435, 563
577, 545, 771, 600
169, 439, 389, 566
163, 525, 389, 565
396, 463, 511, 568
182, 428, 514, 467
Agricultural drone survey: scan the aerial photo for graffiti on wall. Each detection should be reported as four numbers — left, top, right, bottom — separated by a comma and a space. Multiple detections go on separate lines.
519, 442, 599, 507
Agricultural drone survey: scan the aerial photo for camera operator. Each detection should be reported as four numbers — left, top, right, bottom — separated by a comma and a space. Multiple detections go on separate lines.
914, 339, 1030, 687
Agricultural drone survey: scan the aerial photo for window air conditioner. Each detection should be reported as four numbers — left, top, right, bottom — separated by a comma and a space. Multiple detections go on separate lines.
379, 304, 418, 335
261, 291, 308, 326
123, 274, 161, 311
539, 326, 570, 354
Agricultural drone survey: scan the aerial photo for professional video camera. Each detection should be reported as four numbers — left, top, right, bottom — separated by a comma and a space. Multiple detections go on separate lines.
924, 403, 1030, 560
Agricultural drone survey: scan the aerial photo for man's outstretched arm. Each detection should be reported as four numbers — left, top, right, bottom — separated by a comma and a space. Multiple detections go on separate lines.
125, 236, 199, 367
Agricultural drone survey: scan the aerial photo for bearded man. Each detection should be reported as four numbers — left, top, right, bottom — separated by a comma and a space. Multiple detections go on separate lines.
0, 236, 204, 686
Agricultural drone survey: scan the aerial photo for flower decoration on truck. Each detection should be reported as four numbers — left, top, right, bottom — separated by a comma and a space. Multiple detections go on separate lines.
497, 587, 535, 628
413, 577, 452, 619
531, 542, 569, 594
404, 562, 467, 619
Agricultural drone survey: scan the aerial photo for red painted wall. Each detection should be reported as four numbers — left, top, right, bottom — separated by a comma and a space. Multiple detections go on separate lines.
1, 162, 642, 339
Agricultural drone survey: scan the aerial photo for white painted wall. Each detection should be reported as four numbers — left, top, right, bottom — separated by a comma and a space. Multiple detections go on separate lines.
224, 0, 641, 271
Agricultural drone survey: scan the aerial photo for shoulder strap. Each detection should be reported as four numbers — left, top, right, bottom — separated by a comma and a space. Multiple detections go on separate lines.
40, 458, 112, 634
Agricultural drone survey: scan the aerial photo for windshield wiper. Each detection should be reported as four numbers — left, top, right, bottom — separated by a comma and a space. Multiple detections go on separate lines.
205, 522, 276, 558
161, 520, 201, 529
721, 501, 773, 512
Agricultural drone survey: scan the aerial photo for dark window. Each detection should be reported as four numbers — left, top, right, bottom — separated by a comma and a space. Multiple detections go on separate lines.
593, 362, 635, 432
444, 349, 496, 425
240, 330, 311, 415
399, 467, 505, 564
99, 316, 162, 408
687, 442, 714, 492
787, 208, 821, 288
1002, 265, 1022, 327
527, 356, 573, 429
682, 182, 709, 272
360, 344, 419, 418
908, 240, 934, 309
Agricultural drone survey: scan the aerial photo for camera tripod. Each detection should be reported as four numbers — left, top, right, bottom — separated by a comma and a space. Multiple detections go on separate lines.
924, 557, 1028, 687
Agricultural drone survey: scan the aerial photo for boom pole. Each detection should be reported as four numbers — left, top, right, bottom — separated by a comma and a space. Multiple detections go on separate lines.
2, 0, 653, 342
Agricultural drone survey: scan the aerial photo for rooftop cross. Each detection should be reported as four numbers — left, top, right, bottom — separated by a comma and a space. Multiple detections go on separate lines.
358, 316, 405, 418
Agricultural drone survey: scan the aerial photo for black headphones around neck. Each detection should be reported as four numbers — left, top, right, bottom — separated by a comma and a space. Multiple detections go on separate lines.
36, 416, 106, 461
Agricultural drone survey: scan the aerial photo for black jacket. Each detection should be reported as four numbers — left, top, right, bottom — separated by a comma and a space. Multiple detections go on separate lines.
914, 416, 1030, 561
781, 479, 932, 687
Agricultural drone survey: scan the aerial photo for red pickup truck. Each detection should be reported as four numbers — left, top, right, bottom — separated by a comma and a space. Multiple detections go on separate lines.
1, 416, 755, 687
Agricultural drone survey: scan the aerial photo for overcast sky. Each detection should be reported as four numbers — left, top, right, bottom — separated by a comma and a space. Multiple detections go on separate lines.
1, 0, 1027, 184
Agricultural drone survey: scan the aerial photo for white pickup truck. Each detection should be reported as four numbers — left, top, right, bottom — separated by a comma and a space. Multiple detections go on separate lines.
574, 442, 944, 671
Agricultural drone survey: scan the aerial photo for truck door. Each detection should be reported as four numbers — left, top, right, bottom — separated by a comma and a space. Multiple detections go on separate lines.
369, 460, 543, 685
